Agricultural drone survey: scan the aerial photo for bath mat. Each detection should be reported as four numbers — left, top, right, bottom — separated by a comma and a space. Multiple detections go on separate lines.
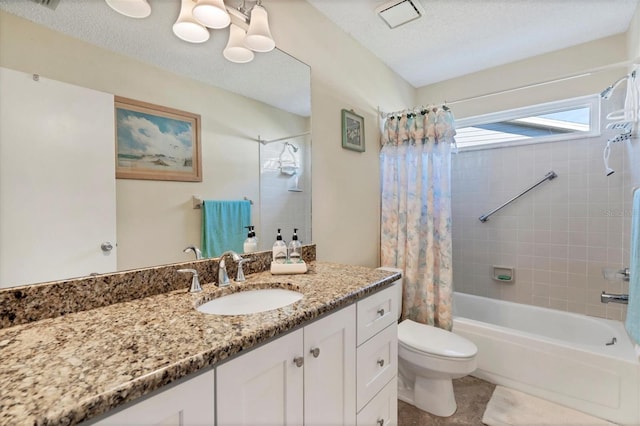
482, 386, 617, 425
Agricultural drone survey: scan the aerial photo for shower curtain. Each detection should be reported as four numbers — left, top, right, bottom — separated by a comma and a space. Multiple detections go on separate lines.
380, 108, 456, 330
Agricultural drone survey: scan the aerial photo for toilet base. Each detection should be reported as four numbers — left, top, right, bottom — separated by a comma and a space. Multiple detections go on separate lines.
399, 375, 457, 417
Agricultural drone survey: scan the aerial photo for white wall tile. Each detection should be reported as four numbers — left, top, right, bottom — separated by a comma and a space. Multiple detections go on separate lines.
452, 103, 632, 322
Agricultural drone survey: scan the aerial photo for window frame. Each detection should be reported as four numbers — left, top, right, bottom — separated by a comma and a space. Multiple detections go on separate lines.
454, 95, 601, 152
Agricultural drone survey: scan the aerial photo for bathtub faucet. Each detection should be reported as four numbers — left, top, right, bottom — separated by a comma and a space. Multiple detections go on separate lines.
600, 291, 629, 304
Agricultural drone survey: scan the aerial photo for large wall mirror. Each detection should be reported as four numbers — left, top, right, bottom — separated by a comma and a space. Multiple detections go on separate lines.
0, 1, 311, 289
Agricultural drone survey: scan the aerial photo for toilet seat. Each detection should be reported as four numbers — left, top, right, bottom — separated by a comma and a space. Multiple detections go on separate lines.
398, 319, 477, 359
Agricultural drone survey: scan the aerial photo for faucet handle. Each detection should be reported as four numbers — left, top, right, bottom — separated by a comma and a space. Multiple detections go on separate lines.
236, 258, 252, 282
177, 268, 202, 293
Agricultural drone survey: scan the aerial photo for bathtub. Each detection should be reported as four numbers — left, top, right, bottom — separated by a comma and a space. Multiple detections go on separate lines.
452, 292, 640, 425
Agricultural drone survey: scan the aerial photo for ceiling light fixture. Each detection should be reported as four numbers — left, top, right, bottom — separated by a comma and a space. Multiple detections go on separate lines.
173, 0, 210, 43
193, 0, 231, 29
105, 0, 151, 18
105, 0, 275, 63
244, 3, 275, 52
223, 23, 255, 63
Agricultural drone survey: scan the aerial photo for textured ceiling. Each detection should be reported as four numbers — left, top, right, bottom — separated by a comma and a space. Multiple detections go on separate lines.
306, 0, 640, 88
0, 0, 311, 117
3, 0, 638, 110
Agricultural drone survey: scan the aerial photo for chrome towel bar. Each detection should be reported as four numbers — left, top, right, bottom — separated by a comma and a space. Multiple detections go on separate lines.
479, 171, 557, 223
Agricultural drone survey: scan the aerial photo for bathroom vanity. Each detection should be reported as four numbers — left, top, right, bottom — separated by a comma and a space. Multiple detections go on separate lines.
0, 256, 400, 425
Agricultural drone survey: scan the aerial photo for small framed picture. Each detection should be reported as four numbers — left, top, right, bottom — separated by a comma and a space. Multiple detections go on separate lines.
341, 109, 365, 152
114, 96, 202, 182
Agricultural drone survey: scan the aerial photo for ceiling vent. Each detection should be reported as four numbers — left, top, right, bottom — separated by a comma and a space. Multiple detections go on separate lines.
375, 0, 422, 29
28, 0, 60, 11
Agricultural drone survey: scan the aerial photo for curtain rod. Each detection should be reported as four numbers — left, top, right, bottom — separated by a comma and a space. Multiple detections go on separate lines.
257, 132, 310, 145
379, 104, 450, 119
444, 57, 640, 106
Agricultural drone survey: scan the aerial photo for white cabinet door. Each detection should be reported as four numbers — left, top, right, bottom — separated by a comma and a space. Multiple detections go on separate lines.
304, 305, 356, 426
216, 329, 304, 426
356, 377, 397, 426
92, 369, 215, 426
0, 67, 117, 287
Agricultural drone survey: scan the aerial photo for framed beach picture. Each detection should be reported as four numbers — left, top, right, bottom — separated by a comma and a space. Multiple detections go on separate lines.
114, 96, 202, 182
341, 109, 365, 152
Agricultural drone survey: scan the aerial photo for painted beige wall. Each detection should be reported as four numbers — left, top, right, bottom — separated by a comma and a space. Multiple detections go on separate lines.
417, 34, 629, 119
628, 2, 640, 61
0, 3, 415, 270
267, 1, 415, 267
0, 11, 308, 271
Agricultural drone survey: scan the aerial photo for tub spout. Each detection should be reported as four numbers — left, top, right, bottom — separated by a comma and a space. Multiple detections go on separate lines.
600, 291, 628, 304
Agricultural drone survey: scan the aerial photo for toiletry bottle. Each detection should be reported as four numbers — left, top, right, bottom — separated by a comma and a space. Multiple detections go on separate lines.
272, 228, 288, 264
288, 228, 302, 263
243, 226, 258, 254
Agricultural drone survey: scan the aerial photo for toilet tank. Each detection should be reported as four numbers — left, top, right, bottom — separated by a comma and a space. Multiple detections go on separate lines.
377, 267, 403, 321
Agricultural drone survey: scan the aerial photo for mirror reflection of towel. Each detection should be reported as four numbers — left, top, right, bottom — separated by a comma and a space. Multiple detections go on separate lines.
201, 200, 251, 258
626, 189, 640, 349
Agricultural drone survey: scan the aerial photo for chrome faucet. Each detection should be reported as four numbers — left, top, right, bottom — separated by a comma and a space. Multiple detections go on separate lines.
177, 269, 203, 293
236, 258, 252, 282
218, 251, 243, 287
600, 291, 629, 304
183, 245, 203, 260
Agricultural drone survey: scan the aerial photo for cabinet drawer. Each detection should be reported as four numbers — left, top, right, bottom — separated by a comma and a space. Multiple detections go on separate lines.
356, 375, 397, 426
356, 323, 398, 412
357, 282, 399, 346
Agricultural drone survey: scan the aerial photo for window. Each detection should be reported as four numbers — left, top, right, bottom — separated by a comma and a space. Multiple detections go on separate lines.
454, 95, 600, 151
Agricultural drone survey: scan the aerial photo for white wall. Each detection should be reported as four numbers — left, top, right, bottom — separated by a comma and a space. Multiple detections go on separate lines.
451, 95, 630, 320
259, 136, 312, 250
418, 26, 639, 319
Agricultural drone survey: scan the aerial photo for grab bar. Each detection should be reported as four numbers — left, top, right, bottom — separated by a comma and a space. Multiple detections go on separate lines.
479, 171, 558, 223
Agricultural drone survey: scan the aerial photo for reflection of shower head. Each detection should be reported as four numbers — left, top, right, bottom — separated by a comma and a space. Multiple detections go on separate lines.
285, 142, 299, 152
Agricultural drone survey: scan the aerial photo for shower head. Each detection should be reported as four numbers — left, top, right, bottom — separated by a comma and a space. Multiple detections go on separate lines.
600, 75, 628, 100
285, 142, 299, 152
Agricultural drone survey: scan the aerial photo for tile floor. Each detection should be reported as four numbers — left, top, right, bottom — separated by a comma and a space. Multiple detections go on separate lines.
398, 376, 496, 425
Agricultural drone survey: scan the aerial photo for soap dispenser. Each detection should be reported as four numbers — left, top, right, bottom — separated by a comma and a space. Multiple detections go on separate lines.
243, 226, 258, 254
288, 228, 302, 263
272, 228, 288, 264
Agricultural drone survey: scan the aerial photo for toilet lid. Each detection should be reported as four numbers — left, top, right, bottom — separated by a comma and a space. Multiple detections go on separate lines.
398, 319, 477, 359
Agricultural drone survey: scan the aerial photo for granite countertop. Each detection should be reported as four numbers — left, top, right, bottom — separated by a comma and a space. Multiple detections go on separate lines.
0, 262, 400, 426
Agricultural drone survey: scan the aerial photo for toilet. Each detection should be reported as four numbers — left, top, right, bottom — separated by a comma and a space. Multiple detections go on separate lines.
379, 267, 478, 417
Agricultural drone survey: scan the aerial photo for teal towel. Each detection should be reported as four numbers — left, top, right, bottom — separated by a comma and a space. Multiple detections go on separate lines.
201, 200, 251, 258
626, 188, 640, 345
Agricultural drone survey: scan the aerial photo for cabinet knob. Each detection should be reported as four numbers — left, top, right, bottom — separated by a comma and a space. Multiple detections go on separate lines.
377, 358, 385, 367
101, 241, 113, 252
293, 356, 304, 368
377, 308, 385, 316
310, 347, 320, 358
377, 419, 385, 426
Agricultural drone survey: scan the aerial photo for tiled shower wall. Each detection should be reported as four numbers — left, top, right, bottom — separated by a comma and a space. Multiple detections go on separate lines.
452, 98, 634, 321
258, 139, 312, 251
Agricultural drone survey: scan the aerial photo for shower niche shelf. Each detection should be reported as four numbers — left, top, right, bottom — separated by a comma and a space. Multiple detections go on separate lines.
492, 266, 514, 283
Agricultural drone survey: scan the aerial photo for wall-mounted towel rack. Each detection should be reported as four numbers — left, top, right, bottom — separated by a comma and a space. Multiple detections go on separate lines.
479, 171, 557, 223
192, 195, 253, 209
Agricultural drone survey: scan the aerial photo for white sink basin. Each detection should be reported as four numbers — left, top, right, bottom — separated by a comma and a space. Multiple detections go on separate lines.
197, 288, 304, 315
